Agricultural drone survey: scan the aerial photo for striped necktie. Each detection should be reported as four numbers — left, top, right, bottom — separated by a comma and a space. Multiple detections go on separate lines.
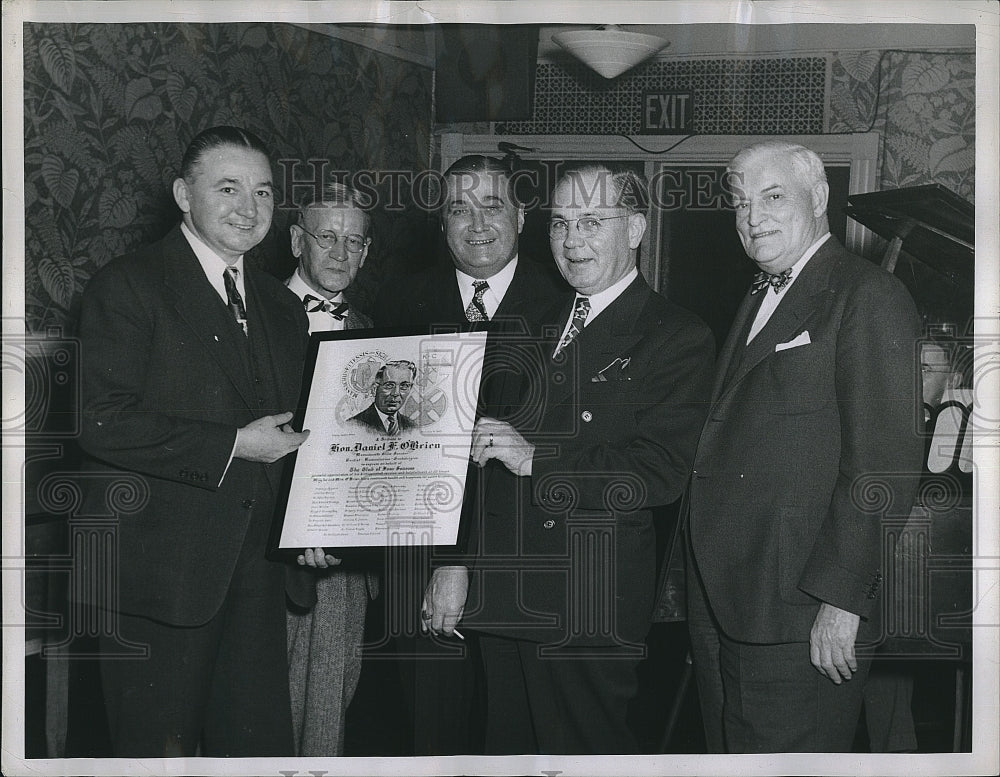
223, 266, 247, 335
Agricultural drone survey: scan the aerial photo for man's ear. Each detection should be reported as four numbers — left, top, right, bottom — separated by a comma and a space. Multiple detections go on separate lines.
516, 206, 525, 235
811, 181, 830, 218
357, 238, 371, 270
289, 224, 304, 258
172, 178, 191, 213
627, 212, 647, 250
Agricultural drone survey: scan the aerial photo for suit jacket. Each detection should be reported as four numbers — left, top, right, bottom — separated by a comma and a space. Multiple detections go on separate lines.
464, 275, 715, 646
348, 402, 415, 435
665, 238, 923, 645
77, 225, 311, 626
372, 257, 572, 628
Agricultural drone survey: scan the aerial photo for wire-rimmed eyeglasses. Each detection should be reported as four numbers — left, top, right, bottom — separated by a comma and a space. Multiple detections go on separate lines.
298, 226, 368, 253
548, 214, 630, 239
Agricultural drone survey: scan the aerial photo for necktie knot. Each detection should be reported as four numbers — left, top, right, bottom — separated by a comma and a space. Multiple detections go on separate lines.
750, 268, 793, 295
465, 280, 490, 322
303, 294, 349, 320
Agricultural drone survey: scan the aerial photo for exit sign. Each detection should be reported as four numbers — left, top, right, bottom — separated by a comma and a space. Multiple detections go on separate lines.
641, 90, 694, 134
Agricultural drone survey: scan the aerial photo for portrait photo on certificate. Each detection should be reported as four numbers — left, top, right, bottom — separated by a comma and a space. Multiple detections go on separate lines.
271, 329, 488, 556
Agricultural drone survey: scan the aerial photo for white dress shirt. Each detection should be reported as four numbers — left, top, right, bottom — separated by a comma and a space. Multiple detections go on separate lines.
747, 233, 830, 344
456, 256, 518, 320
556, 267, 638, 346
286, 269, 347, 333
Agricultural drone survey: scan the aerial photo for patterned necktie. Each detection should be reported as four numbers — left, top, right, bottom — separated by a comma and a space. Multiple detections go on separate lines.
465, 280, 490, 322
750, 268, 793, 295
553, 296, 591, 358
223, 266, 247, 335
303, 294, 349, 320
386, 413, 398, 435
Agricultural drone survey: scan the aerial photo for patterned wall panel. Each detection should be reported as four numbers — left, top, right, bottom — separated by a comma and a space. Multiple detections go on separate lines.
497, 57, 829, 135
830, 51, 975, 202
23, 22, 433, 333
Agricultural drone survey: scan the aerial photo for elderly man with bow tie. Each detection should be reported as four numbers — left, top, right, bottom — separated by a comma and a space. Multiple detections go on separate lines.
284, 180, 378, 756
657, 139, 924, 753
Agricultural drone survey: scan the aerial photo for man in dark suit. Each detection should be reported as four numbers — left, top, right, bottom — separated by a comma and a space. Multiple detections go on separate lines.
283, 181, 379, 755
427, 164, 715, 753
662, 139, 923, 752
347, 361, 418, 436
77, 126, 312, 757
372, 155, 569, 754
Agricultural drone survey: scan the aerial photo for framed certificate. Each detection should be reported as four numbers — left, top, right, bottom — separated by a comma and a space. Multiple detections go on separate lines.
269, 327, 488, 557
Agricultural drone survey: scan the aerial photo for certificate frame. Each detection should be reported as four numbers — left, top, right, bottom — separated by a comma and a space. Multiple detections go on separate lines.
268, 326, 488, 560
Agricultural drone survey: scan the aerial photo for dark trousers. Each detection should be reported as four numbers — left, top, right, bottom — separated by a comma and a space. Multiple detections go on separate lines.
478, 632, 642, 754
394, 631, 483, 755
718, 634, 872, 753
98, 512, 292, 757
685, 539, 726, 753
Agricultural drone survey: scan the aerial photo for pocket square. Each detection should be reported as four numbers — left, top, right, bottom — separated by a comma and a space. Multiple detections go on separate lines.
592, 356, 631, 382
775, 331, 811, 352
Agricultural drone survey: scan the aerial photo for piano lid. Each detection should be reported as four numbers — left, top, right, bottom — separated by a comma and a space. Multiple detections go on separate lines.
844, 184, 973, 288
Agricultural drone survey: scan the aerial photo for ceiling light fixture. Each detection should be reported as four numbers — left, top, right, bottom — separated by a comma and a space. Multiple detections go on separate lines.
551, 25, 670, 79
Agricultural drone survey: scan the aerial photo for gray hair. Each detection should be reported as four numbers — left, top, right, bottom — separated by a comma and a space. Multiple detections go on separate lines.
728, 140, 828, 188
555, 163, 650, 215
297, 180, 372, 235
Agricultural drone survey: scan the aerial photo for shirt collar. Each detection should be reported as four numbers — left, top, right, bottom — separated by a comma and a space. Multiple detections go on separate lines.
455, 255, 518, 310
181, 222, 244, 301
781, 232, 831, 292
581, 267, 638, 323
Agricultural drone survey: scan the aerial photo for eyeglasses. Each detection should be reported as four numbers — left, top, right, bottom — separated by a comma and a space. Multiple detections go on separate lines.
298, 226, 368, 253
377, 382, 413, 393
548, 214, 630, 239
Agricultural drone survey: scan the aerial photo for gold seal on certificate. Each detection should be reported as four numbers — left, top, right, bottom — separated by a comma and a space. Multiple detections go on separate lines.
271, 329, 488, 555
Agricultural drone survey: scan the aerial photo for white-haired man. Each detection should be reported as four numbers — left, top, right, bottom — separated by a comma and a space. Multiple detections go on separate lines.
663, 140, 923, 752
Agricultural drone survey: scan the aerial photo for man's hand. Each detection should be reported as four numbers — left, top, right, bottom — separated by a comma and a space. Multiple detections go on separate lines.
809, 602, 861, 684
421, 565, 469, 636
234, 412, 309, 463
470, 417, 534, 476
296, 547, 342, 568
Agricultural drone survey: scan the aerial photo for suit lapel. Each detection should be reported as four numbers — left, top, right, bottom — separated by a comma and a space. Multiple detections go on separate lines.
160, 228, 256, 409
716, 244, 833, 402
548, 276, 648, 408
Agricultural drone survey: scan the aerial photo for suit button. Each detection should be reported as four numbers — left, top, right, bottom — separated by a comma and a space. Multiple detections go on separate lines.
242, 499, 255, 509
581, 411, 593, 422
542, 519, 556, 529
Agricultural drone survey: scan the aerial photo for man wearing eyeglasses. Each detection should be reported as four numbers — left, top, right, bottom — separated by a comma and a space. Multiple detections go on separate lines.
284, 180, 378, 756
348, 360, 417, 435
426, 164, 714, 753
287, 181, 373, 333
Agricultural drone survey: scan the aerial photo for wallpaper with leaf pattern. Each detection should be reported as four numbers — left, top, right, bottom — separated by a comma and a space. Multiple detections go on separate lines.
830, 51, 975, 201
23, 22, 433, 333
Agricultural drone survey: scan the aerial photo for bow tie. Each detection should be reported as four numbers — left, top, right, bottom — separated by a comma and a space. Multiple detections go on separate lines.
750, 268, 793, 295
303, 294, 349, 320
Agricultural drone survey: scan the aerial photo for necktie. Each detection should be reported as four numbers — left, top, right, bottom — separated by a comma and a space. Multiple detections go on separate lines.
303, 294, 349, 320
465, 280, 490, 322
223, 266, 247, 335
553, 296, 591, 358
386, 413, 398, 435
750, 268, 793, 295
